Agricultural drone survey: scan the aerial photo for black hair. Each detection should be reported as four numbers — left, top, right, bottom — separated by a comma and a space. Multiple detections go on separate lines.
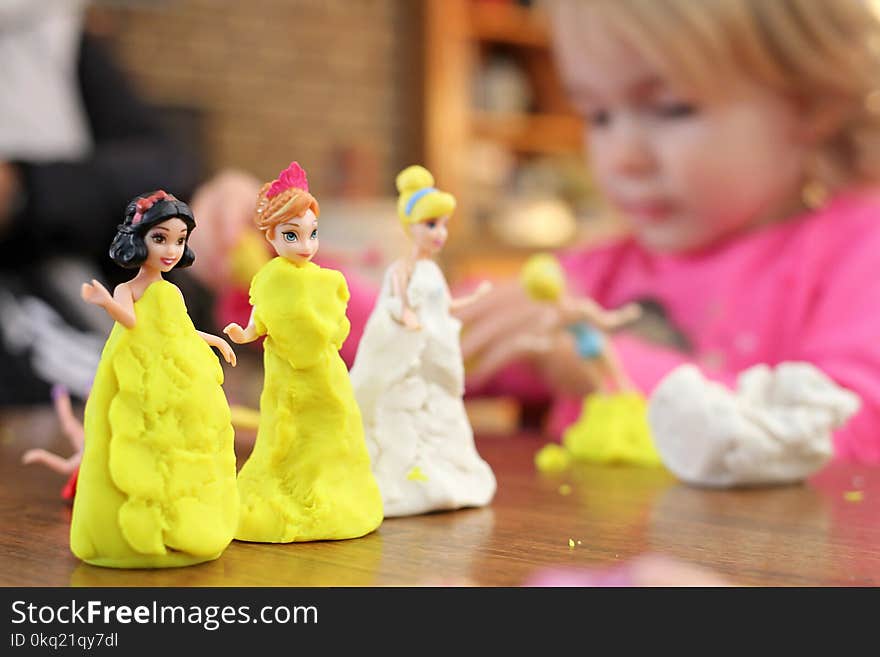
109, 191, 197, 269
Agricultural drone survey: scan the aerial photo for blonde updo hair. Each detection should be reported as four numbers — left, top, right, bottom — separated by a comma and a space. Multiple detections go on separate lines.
548, 0, 880, 191
396, 165, 456, 228
253, 183, 320, 239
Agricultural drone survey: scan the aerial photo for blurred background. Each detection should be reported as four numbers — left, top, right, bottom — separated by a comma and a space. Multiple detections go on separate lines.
88, 0, 620, 277
0, 0, 623, 414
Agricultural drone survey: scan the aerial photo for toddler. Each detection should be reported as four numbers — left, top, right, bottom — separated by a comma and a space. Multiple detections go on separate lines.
460, 0, 880, 464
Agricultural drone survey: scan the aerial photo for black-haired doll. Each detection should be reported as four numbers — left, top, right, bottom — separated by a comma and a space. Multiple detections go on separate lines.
70, 190, 240, 568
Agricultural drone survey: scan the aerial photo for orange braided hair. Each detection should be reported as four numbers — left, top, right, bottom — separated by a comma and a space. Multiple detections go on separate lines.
253, 162, 320, 236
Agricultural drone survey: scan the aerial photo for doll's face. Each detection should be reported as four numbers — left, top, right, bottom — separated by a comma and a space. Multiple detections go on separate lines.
145, 218, 189, 273
267, 208, 319, 266
409, 216, 449, 256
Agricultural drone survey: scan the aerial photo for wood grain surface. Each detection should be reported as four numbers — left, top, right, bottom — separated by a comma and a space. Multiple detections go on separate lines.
2, 401, 878, 587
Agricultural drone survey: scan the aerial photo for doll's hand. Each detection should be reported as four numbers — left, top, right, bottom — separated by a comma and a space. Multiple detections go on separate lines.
22, 448, 52, 466
22, 448, 80, 475
216, 339, 237, 367
401, 308, 422, 331
223, 323, 247, 344
81, 279, 112, 307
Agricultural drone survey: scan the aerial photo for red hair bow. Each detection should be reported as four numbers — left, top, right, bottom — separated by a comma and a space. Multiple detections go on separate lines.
132, 190, 171, 225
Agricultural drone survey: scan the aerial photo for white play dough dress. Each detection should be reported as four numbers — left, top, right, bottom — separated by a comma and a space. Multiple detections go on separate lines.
350, 258, 496, 517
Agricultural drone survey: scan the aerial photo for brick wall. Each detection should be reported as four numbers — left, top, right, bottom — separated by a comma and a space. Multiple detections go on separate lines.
91, 0, 424, 197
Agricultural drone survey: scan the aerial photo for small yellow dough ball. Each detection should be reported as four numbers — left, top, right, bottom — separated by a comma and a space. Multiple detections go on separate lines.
521, 253, 565, 302
534, 443, 573, 473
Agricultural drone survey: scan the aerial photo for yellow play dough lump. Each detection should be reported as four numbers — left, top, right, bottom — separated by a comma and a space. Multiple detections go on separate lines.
235, 257, 383, 542
229, 229, 271, 289
563, 392, 663, 467
70, 281, 239, 568
534, 444, 573, 473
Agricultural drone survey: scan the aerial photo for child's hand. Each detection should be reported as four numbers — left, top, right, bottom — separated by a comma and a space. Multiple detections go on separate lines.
611, 302, 642, 328
456, 279, 596, 397
81, 279, 112, 307
474, 280, 493, 299
223, 322, 247, 344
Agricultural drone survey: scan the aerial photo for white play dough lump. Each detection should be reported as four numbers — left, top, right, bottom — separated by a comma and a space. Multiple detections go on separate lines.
648, 362, 859, 487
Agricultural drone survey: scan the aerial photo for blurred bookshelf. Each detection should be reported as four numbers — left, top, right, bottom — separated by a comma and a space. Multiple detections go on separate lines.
424, 0, 622, 283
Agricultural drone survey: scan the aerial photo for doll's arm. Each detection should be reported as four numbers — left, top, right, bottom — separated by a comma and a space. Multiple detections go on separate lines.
80, 280, 136, 328
52, 385, 84, 451
22, 383, 86, 473
390, 262, 421, 330
563, 296, 640, 332
223, 307, 260, 344
197, 330, 237, 366
22, 448, 82, 475
450, 280, 493, 311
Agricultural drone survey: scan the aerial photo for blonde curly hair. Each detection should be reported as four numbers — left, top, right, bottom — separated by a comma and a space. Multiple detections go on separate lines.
549, 0, 880, 191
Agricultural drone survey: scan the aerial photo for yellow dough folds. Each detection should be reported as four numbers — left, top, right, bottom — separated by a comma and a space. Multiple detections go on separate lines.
563, 392, 663, 467
70, 281, 239, 568
236, 257, 382, 542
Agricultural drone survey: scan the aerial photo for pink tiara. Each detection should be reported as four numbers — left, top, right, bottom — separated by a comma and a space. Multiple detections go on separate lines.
132, 190, 172, 225
266, 161, 309, 198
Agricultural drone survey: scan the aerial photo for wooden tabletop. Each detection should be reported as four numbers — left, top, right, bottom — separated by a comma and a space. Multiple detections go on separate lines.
2, 401, 879, 587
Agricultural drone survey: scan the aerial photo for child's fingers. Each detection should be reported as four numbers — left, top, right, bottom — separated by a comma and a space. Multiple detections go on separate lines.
467, 335, 537, 387
460, 302, 545, 361
536, 333, 602, 397
452, 278, 524, 324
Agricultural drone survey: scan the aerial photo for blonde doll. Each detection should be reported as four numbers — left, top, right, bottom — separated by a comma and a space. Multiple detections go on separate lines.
224, 161, 382, 542
349, 165, 496, 517
521, 253, 660, 467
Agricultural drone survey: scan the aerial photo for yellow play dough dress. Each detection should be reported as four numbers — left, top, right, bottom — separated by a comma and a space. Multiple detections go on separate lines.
70, 280, 239, 568
563, 392, 663, 467
235, 257, 382, 542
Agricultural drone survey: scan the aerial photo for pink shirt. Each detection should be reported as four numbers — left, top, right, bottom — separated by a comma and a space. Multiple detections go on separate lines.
540, 190, 880, 464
